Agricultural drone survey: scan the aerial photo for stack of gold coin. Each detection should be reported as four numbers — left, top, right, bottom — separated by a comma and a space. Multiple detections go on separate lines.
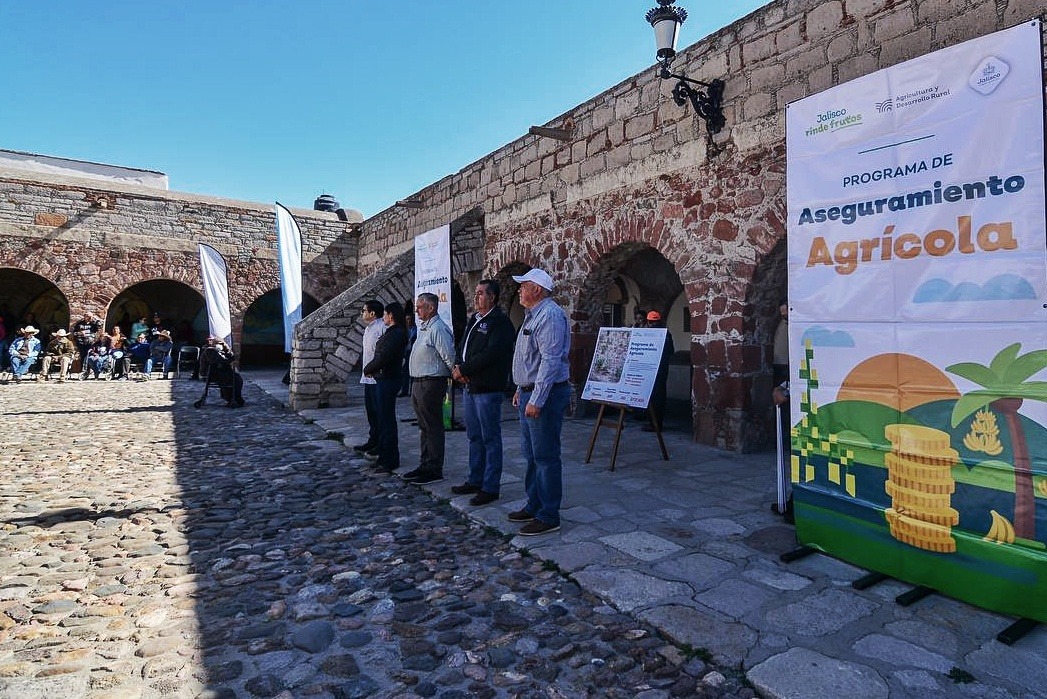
883, 424, 959, 553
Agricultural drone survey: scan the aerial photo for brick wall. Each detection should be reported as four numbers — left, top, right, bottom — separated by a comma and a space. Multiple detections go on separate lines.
300, 0, 1046, 451
0, 170, 359, 345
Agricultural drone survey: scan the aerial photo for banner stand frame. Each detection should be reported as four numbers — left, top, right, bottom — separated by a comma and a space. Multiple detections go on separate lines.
584, 400, 669, 471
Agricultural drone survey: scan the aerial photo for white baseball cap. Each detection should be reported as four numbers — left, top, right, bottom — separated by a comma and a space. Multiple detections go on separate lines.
512, 268, 554, 292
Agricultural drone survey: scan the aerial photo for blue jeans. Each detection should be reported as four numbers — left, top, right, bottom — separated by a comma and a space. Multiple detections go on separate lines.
87, 356, 109, 378
363, 382, 379, 447
9, 354, 35, 377
518, 383, 571, 526
463, 389, 505, 494
374, 378, 400, 468
145, 355, 170, 376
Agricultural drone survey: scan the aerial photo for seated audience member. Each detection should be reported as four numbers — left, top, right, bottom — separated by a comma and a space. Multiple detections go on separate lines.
0, 313, 7, 371
84, 331, 113, 380
72, 314, 101, 378
126, 333, 151, 377
149, 312, 169, 340
131, 316, 149, 340
8, 326, 42, 382
145, 330, 174, 379
39, 329, 76, 382
109, 327, 129, 380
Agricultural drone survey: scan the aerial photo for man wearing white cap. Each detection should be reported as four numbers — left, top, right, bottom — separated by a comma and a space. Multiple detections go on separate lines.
8, 326, 41, 382
507, 267, 571, 536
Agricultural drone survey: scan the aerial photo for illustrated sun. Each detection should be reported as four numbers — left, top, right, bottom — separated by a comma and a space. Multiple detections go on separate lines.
837, 353, 960, 412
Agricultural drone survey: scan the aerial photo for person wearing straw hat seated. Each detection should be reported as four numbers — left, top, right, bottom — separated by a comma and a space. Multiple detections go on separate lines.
8, 326, 42, 382
145, 330, 174, 379
39, 329, 76, 382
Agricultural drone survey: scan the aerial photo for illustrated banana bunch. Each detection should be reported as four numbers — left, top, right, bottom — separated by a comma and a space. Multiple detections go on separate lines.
983, 509, 1015, 544
963, 410, 1003, 456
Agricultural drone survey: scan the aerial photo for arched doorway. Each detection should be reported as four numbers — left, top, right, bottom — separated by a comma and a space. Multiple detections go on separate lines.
497, 262, 531, 329
107, 280, 206, 345
575, 243, 689, 428
0, 268, 69, 336
240, 289, 321, 367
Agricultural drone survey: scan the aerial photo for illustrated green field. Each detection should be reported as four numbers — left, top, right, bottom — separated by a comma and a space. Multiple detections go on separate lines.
793, 398, 1047, 623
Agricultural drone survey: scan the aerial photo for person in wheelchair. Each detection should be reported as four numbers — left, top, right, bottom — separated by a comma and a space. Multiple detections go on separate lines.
196, 336, 244, 407
84, 331, 112, 380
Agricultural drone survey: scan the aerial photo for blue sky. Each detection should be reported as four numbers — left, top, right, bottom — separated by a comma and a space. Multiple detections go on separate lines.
1, 1, 767, 217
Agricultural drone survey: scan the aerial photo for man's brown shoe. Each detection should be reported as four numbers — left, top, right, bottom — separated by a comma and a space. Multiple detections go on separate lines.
506, 509, 534, 523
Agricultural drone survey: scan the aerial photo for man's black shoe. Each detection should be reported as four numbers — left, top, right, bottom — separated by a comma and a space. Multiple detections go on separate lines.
469, 491, 499, 506
451, 483, 482, 495
518, 520, 560, 536
410, 472, 444, 485
400, 468, 425, 481
353, 442, 376, 452
506, 509, 534, 523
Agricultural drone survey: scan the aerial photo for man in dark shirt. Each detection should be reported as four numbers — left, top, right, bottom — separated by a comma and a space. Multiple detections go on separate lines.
450, 280, 515, 506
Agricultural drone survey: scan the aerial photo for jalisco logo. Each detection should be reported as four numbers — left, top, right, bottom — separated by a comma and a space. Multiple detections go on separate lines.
969, 55, 1009, 95
875, 99, 893, 113
803, 107, 863, 137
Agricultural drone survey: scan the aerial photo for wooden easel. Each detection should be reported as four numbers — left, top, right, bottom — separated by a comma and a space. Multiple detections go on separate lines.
584, 400, 669, 471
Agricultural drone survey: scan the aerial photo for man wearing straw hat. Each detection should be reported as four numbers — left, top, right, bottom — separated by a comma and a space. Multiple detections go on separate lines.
8, 326, 42, 382
39, 329, 76, 382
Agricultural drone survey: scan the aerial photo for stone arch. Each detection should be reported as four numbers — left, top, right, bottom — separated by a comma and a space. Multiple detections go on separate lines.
571, 242, 688, 423
491, 261, 531, 329
742, 236, 788, 447
106, 279, 206, 346
240, 288, 322, 367
0, 267, 69, 336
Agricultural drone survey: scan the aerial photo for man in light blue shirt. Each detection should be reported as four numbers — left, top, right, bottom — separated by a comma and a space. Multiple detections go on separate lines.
507, 268, 571, 536
403, 293, 455, 484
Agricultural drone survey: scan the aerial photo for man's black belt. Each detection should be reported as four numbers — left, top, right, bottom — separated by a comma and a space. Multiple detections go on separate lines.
518, 381, 569, 392
414, 375, 448, 382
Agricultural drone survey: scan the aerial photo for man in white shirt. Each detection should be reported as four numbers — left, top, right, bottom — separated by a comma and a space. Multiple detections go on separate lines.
353, 300, 386, 458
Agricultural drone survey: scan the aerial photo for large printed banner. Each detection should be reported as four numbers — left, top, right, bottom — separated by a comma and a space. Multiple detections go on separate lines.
786, 21, 1047, 622
581, 327, 667, 407
275, 203, 303, 354
198, 243, 232, 347
414, 224, 453, 328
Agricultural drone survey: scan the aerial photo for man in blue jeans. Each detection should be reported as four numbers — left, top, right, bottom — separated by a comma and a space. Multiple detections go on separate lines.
8, 326, 42, 382
451, 279, 515, 506
508, 268, 571, 536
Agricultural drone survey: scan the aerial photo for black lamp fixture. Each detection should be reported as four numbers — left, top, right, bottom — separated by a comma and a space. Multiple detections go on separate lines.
646, 0, 726, 142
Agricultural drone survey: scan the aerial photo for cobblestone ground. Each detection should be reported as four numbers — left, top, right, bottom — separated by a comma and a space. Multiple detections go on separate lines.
0, 378, 754, 699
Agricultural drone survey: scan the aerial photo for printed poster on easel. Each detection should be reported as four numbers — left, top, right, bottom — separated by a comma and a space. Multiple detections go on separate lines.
581, 327, 667, 408
786, 20, 1046, 623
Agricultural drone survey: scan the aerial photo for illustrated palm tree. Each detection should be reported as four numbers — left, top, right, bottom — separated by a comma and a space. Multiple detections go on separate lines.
948, 343, 1047, 540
